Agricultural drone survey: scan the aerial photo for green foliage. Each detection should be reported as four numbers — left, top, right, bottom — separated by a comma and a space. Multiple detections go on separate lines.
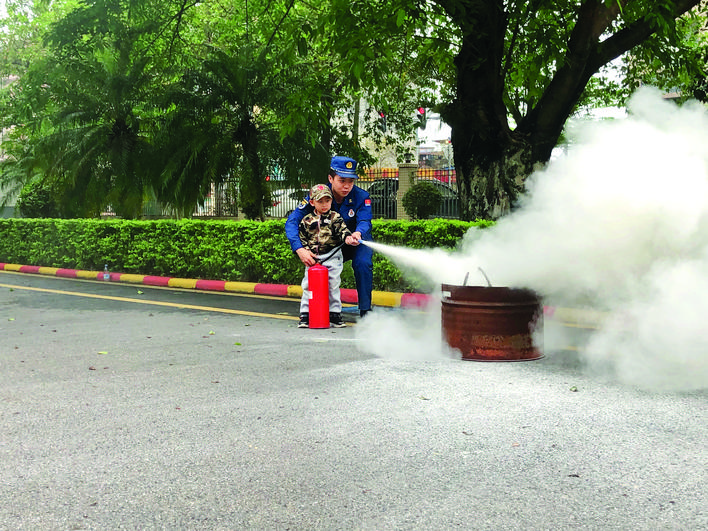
0, 217, 493, 292
329, 0, 705, 220
402, 181, 443, 220
2, 0, 703, 226
16, 180, 61, 218
1, 0, 370, 220
154, 45, 271, 219
0, 0, 182, 218
621, 6, 708, 104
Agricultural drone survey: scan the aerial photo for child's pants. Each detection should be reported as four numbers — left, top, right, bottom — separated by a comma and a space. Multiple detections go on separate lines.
300, 249, 343, 314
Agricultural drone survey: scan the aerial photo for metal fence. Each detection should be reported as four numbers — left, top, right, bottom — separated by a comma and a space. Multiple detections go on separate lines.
266, 167, 458, 219
102, 167, 459, 219
103, 180, 240, 219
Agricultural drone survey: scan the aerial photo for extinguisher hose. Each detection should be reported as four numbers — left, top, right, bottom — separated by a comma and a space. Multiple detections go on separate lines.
315, 244, 345, 265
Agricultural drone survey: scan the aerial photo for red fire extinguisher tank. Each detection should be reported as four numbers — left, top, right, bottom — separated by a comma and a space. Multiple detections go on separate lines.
308, 264, 329, 328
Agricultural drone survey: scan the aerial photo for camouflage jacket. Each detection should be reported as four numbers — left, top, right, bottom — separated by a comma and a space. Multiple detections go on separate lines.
298, 210, 352, 256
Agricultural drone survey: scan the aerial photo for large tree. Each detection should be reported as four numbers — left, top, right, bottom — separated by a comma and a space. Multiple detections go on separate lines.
0, 0, 406, 217
3, 0, 704, 219
332, 0, 706, 220
0, 0, 199, 217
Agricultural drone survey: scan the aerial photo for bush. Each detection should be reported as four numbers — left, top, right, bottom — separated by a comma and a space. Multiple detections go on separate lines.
0, 218, 493, 293
402, 181, 443, 219
16, 181, 61, 218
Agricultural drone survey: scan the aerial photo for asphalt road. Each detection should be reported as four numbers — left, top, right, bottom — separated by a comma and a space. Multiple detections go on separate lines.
0, 271, 706, 530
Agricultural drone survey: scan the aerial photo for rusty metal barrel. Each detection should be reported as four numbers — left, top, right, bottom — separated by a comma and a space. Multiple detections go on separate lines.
441, 284, 543, 361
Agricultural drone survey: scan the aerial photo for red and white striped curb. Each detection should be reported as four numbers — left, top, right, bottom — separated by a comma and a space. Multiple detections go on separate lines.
0, 262, 431, 309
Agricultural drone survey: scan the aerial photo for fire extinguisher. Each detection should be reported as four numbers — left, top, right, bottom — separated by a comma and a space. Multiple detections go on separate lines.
308, 263, 329, 328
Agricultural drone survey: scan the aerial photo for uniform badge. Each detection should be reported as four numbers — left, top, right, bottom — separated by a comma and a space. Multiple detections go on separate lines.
364, 199, 371, 207
297, 199, 308, 209
348, 209, 355, 217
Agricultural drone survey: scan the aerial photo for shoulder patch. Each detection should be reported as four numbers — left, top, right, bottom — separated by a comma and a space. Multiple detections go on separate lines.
364, 198, 371, 207
297, 199, 308, 209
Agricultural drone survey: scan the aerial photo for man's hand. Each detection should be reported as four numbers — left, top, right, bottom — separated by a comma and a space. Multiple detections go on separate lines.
348, 231, 362, 245
296, 247, 317, 266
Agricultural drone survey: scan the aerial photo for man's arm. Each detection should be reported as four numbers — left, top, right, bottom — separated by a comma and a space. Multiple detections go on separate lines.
285, 199, 312, 251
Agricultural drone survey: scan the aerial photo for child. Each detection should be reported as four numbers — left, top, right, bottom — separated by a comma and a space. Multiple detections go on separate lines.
298, 183, 358, 328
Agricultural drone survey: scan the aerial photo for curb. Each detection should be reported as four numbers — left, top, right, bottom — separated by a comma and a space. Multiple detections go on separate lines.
0, 262, 433, 310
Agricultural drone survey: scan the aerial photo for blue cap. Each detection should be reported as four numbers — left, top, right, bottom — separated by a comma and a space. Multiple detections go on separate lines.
330, 156, 358, 178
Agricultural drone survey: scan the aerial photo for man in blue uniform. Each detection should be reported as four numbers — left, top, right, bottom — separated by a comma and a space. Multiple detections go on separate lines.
285, 156, 374, 317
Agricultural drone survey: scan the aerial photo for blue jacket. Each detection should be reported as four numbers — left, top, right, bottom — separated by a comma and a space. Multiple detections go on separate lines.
285, 184, 372, 252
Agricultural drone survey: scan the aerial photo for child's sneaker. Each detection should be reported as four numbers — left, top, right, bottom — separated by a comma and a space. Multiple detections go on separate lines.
329, 312, 346, 328
298, 313, 309, 328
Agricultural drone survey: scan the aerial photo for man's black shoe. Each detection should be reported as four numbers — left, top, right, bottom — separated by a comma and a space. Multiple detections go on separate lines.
298, 313, 309, 328
359, 309, 371, 318
330, 312, 346, 328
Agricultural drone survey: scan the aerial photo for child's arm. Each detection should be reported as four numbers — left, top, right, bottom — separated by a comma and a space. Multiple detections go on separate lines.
297, 215, 318, 265
332, 212, 359, 246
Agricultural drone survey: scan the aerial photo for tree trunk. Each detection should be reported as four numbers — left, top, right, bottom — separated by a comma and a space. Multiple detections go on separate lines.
459, 138, 535, 220
441, 0, 525, 220
238, 115, 267, 220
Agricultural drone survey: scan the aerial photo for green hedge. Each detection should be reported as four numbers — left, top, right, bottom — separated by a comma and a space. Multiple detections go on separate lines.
0, 218, 492, 292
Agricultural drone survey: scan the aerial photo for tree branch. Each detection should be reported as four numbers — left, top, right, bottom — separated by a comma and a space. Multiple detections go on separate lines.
590, 0, 702, 70
502, 0, 542, 81
266, 0, 297, 49
520, 0, 700, 160
141, 0, 201, 59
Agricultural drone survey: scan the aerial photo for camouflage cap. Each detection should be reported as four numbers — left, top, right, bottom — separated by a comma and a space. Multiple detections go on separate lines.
309, 183, 333, 201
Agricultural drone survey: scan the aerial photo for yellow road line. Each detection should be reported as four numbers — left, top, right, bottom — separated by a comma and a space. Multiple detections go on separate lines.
0, 269, 358, 309
0, 282, 299, 321
0, 270, 293, 302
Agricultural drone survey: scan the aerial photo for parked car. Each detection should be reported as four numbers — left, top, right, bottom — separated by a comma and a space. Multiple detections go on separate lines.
268, 188, 308, 217
367, 178, 460, 219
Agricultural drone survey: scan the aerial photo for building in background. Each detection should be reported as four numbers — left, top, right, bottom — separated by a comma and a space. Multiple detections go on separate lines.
416, 111, 452, 168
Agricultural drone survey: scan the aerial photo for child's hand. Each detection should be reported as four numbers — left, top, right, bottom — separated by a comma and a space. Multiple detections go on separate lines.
296, 247, 317, 266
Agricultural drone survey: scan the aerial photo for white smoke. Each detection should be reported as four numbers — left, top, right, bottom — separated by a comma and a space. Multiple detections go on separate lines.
355, 294, 459, 361
357, 87, 708, 391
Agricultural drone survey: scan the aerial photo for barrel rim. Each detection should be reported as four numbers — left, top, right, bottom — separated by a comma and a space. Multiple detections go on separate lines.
441, 283, 541, 304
